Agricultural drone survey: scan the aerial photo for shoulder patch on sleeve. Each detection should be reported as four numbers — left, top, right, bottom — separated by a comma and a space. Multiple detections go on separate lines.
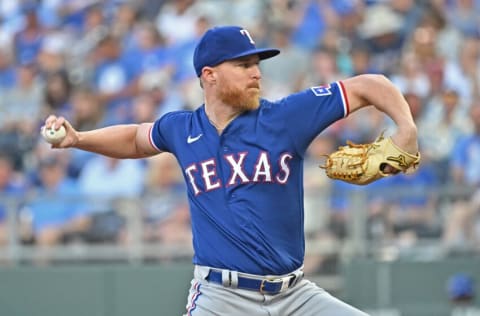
310, 84, 332, 96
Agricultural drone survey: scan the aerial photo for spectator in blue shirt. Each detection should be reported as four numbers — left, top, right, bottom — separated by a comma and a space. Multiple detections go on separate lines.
23, 156, 89, 251
91, 31, 138, 125
13, 3, 44, 66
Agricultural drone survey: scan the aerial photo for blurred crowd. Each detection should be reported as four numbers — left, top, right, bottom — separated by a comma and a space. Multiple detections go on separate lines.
1, 0, 480, 267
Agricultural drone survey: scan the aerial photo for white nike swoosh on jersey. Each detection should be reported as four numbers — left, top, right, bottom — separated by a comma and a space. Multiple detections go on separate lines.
187, 134, 203, 144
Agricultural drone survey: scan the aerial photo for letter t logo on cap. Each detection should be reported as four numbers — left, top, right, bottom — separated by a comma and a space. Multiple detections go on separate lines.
240, 29, 255, 44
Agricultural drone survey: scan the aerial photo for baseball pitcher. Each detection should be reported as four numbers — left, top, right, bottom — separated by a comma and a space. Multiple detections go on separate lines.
43, 26, 419, 315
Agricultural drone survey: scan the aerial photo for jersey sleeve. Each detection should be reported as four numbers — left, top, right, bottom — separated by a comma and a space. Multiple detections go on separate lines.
277, 81, 349, 153
149, 112, 184, 153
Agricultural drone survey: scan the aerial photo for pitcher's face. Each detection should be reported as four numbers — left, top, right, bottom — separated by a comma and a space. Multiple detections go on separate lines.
214, 55, 262, 111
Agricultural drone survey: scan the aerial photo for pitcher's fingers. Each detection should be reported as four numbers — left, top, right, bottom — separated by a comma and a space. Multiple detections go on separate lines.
53, 116, 66, 130
45, 115, 59, 128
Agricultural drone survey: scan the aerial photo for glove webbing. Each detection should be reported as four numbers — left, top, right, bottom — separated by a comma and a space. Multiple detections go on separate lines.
320, 141, 371, 181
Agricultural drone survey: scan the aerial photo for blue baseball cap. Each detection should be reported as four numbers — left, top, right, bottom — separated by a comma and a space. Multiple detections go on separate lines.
193, 26, 280, 77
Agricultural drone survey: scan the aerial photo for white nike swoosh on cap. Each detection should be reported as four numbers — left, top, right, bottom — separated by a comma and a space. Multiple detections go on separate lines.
187, 134, 203, 144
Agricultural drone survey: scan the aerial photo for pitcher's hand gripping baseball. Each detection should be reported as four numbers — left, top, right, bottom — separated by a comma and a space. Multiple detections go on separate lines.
320, 133, 421, 185
40, 115, 78, 148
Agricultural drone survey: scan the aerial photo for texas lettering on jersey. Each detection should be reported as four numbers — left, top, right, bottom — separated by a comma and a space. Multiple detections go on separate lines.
184, 151, 293, 195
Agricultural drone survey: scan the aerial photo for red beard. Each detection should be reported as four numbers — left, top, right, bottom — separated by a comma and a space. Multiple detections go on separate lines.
217, 82, 261, 111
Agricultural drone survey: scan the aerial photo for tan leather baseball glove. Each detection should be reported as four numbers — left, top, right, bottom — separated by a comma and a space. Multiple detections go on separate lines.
319, 133, 421, 185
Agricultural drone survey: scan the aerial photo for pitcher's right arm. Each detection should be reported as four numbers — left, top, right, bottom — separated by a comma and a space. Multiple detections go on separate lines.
43, 115, 160, 159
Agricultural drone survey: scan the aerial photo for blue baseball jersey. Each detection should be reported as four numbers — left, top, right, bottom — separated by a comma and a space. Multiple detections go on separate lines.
149, 81, 349, 275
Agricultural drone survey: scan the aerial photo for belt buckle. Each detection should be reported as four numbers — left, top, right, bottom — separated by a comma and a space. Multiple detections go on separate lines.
260, 276, 292, 294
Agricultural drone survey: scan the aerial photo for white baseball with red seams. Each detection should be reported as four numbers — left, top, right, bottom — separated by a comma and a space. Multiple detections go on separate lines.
41, 125, 66, 144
